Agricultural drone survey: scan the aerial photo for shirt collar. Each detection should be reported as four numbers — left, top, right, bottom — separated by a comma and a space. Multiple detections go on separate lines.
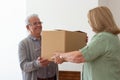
28, 35, 41, 41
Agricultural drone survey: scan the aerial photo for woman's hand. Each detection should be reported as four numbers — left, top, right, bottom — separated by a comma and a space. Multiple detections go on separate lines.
51, 52, 65, 64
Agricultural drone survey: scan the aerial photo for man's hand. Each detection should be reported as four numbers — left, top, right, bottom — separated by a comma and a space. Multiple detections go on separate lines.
37, 57, 50, 67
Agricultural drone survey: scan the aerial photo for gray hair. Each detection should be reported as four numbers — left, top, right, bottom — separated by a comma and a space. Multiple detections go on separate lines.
25, 14, 39, 25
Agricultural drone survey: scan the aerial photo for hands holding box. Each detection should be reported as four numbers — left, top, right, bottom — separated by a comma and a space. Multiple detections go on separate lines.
41, 30, 87, 61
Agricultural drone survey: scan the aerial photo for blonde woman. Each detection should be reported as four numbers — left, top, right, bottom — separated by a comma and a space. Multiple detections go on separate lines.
52, 6, 120, 80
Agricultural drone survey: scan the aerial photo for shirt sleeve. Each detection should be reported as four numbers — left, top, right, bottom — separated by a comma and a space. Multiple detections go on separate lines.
18, 40, 40, 72
80, 34, 107, 62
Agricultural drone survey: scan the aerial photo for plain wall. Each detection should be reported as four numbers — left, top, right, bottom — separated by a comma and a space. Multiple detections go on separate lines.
0, 0, 26, 80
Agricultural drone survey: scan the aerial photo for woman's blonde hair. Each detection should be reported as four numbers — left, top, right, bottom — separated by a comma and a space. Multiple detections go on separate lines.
88, 6, 120, 35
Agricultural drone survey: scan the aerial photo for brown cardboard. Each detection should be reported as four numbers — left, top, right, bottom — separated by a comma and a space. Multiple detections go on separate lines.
41, 30, 87, 61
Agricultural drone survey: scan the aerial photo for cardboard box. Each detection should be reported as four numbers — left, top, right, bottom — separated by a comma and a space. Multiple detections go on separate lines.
41, 30, 87, 61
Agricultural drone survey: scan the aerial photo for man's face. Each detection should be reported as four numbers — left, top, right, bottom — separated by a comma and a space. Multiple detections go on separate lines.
28, 17, 42, 37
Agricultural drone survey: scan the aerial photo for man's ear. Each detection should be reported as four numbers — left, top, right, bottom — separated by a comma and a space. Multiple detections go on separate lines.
26, 25, 29, 30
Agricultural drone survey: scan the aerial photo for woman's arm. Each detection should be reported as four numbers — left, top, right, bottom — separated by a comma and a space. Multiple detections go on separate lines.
52, 51, 86, 64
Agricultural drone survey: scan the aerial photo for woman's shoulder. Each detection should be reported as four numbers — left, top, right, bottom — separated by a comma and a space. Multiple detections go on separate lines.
96, 32, 115, 38
93, 32, 119, 43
